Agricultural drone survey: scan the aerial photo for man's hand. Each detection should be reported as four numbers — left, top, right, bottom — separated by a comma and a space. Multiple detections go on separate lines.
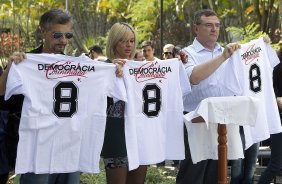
261, 34, 271, 44
222, 43, 241, 60
178, 50, 188, 64
3, 52, 26, 73
9, 52, 26, 64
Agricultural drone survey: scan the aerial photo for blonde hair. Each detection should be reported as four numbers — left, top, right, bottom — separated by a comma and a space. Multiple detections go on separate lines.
106, 22, 137, 61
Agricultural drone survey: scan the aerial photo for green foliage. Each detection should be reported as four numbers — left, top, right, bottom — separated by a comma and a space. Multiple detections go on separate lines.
84, 36, 107, 51
1, 0, 282, 56
80, 171, 106, 184
79, 165, 176, 184
126, 0, 159, 42
98, 0, 132, 19
145, 167, 176, 184
226, 23, 281, 50
226, 23, 263, 44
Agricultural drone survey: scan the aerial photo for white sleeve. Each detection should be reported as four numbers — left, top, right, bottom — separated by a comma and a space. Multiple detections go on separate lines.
183, 50, 195, 79
179, 62, 191, 96
222, 53, 243, 95
110, 76, 127, 103
5, 62, 24, 100
265, 42, 280, 68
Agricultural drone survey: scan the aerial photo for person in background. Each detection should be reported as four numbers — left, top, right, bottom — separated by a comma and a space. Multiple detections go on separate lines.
0, 9, 80, 184
258, 46, 282, 184
101, 22, 148, 184
176, 9, 240, 184
162, 44, 188, 64
133, 49, 144, 61
88, 45, 106, 61
141, 40, 159, 61
162, 44, 175, 59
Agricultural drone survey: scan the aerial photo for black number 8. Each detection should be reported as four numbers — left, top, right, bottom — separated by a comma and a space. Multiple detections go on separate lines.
142, 84, 161, 117
249, 63, 261, 93
53, 81, 78, 118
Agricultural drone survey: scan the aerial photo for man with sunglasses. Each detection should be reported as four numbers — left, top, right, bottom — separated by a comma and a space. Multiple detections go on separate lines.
32, 10, 73, 54
0, 9, 79, 184
162, 44, 175, 60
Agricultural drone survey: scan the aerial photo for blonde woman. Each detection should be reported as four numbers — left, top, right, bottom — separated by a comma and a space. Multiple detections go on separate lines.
101, 22, 147, 184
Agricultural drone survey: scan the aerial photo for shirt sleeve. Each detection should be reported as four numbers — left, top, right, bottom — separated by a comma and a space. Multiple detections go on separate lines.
265, 42, 280, 68
183, 48, 195, 79
106, 63, 127, 103
5, 62, 24, 100
178, 62, 191, 96
110, 76, 127, 103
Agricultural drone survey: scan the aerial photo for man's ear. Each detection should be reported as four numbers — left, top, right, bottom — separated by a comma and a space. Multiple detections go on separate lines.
38, 26, 47, 40
193, 24, 198, 33
38, 26, 43, 33
39, 26, 48, 35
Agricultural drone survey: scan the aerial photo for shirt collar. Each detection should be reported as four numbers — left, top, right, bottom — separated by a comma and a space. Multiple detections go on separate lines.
193, 38, 223, 53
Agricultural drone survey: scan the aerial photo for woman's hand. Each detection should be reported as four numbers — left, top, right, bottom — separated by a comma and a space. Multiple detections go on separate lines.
112, 59, 126, 77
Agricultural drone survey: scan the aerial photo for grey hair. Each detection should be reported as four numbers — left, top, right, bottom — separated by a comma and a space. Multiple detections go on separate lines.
39, 9, 72, 30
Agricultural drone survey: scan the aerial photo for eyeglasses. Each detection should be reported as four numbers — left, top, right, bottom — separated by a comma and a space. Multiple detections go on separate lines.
163, 52, 173, 55
52, 32, 73, 39
198, 23, 221, 29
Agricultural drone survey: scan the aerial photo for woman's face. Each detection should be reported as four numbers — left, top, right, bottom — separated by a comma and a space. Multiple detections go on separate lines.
115, 31, 135, 59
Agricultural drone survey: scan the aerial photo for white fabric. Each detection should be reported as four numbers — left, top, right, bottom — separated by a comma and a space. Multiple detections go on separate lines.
5, 53, 126, 174
184, 96, 260, 163
223, 38, 282, 148
122, 59, 191, 170
144, 57, 160, 62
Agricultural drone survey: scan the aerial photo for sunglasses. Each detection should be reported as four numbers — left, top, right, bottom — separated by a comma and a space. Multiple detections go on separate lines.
163, 52, 172, 55
52, 32, 73, 39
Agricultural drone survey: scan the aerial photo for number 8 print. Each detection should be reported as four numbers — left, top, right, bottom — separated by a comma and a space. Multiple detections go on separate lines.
142, 83, 161, 117
53, 81, 78, 118
249, 63, 262, 93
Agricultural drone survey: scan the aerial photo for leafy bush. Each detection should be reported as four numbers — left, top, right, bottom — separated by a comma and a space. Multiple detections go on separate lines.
226, 23, 281, 50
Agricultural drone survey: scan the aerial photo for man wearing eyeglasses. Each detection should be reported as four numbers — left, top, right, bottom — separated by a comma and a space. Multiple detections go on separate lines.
0, 9, 79, 184
176, 9, 241, 184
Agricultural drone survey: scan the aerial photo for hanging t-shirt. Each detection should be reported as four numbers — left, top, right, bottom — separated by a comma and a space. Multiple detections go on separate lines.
222, 38, 282, 148
5, 53, 126, 174
122, 59, 191, 170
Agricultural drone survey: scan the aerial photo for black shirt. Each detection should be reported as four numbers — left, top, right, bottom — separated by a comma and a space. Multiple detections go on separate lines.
0, 44, 45, 169
273, 62, 282, 121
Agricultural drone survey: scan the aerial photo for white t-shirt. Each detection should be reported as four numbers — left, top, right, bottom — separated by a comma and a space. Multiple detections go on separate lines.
122, 59, 191, 170
5, 53, 126, 174
223, 38, 282, 148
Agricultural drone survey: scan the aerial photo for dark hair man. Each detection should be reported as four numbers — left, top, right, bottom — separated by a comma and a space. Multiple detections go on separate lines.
0, 9, 80, 184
